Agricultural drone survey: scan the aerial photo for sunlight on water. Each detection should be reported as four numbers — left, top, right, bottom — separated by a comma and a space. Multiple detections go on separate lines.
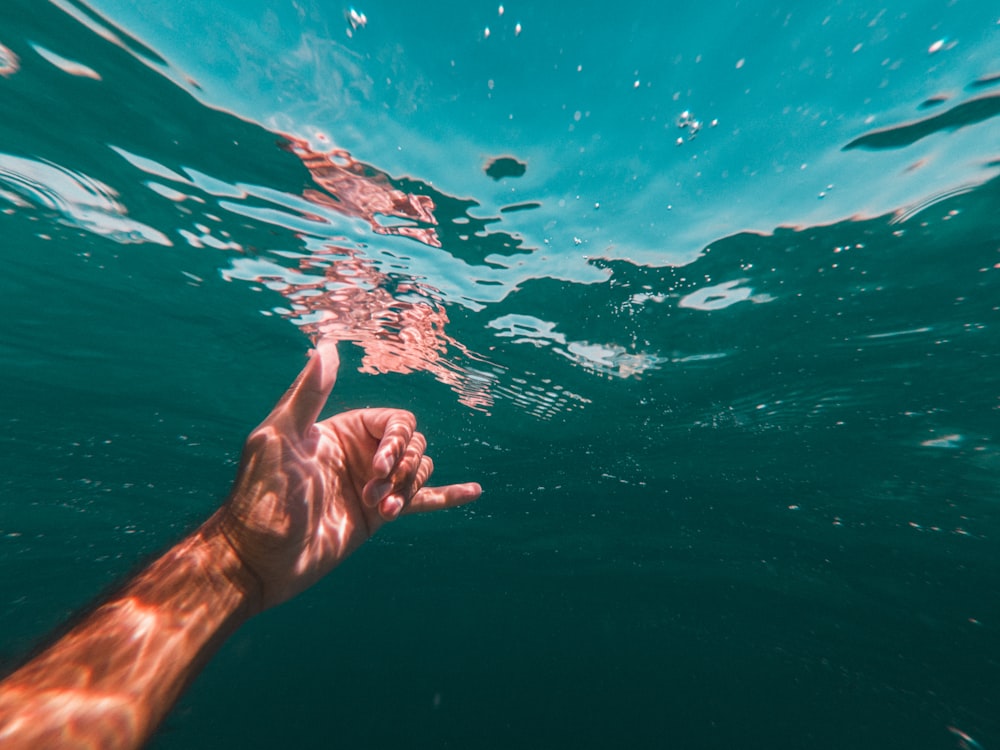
4, 0, 999, 421
0, 153, 171, 245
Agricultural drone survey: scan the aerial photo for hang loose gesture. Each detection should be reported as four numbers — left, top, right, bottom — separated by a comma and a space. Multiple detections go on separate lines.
0, 340, 481, 749
219, 337, 482, 610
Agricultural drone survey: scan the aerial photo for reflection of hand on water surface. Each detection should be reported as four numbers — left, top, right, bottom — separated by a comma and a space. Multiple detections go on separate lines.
275, 136, 497, 410
286, 135, 440, 247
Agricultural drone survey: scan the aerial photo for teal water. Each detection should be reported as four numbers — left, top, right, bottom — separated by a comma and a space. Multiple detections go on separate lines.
2, 1, 999, 747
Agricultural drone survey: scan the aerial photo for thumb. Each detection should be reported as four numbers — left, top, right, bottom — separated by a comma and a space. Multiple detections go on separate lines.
270, 338, 340, 437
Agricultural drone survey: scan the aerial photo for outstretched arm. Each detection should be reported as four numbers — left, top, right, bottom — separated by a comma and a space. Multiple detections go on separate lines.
0, 339, 481, 748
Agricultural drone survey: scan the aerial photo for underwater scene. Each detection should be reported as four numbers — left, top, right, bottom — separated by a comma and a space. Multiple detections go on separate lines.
1, 0, 999, 747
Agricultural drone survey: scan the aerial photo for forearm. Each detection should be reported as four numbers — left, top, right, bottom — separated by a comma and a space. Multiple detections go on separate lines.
0, 514, 260, 749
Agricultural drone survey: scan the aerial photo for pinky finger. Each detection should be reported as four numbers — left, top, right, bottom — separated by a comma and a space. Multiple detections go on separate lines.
403, 482, 483, 515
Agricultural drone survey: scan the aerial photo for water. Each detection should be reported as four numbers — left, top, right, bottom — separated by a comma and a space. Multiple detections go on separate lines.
1, 1, 999, 747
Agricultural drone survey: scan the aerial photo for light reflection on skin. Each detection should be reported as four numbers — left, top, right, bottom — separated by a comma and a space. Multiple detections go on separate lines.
0, 340, 481, 749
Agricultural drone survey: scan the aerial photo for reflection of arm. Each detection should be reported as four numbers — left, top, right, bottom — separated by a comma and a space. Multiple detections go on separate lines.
0, 517, 259, 749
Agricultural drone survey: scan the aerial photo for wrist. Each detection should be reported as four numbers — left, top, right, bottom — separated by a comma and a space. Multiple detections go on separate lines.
191, 512, 265, 618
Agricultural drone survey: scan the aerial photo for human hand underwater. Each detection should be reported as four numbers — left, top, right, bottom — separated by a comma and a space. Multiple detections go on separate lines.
0, 340, 480, 749
214, 338, 482, 611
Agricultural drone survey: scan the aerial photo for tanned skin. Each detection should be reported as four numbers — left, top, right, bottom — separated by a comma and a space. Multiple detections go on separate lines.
0, 339, 481, 748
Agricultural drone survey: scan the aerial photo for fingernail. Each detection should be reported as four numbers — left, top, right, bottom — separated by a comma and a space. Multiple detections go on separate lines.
380, 495, 404, 520
372, 455, 393, 479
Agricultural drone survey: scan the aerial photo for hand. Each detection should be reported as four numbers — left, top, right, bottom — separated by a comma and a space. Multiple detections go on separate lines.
213, 338, 481, 611
0, 339, 478, 750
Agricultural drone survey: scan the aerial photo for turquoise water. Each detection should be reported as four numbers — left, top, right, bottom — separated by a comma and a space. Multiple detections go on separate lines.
2, 0, 999, 747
